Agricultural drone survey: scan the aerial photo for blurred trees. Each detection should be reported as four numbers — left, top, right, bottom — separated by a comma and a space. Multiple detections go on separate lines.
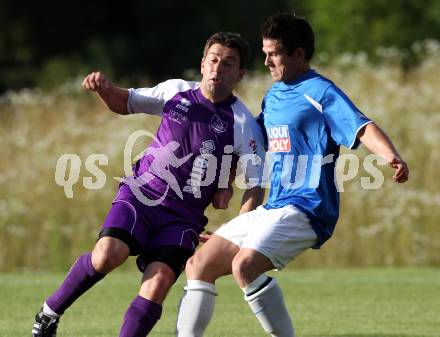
295, 0, 440, 66
1, 0, 440, 92
0, 0, 288, 92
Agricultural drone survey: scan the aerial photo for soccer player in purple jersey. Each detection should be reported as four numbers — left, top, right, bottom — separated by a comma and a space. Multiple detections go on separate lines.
175, 14, 409, 337
32, 32, 265, 337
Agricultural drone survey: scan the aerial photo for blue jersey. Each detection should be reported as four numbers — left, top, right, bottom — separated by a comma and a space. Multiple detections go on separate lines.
259, 69, 372, 247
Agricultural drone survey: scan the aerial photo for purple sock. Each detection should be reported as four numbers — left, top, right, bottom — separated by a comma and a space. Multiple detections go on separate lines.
46, 252, 105, 315
119, 296, 162, 337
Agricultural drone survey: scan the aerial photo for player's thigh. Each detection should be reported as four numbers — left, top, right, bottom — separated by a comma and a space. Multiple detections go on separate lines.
189, 209, 264, 281
99, 184, 152, 256
186, 234, 240, 281
232, 247, 275, 286
242, 205, 318, 270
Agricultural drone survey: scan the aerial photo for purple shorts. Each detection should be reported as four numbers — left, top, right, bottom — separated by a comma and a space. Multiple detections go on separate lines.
100, 183, 207, 257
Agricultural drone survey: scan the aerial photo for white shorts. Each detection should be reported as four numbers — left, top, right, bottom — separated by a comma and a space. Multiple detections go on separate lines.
215, 205, 318, 270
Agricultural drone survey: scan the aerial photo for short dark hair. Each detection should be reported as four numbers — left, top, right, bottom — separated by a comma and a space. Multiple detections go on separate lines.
261, 13, 315, 61
203, 32, 251, 69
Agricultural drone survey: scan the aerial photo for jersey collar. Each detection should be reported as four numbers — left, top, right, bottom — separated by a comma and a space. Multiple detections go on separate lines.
195, 88, 237, 108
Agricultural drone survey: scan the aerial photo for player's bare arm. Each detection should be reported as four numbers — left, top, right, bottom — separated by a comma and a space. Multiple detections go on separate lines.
82, 71, 129, 115
239, 186, 265, 214
358, 122, 409, 183
212, 185, 264, 212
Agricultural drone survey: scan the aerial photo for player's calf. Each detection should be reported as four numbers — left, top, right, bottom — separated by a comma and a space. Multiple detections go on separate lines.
139, 261, 176, 303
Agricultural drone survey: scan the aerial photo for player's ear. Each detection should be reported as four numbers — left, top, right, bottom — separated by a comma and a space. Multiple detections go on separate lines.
294, 47, 306, 61
200, 58, 205, 74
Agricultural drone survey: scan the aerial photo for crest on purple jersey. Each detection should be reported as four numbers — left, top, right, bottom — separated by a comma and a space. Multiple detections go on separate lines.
210, 114, 228, 134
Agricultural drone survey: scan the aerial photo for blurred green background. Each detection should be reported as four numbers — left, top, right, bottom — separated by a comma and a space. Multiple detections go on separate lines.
2, 0, 440, 92
1, 0, 440, 271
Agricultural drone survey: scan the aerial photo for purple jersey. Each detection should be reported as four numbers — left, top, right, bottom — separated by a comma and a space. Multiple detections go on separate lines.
124, 79, 265, 217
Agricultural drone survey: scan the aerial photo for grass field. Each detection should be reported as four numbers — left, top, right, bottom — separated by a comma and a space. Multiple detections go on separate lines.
2, 268, 439, 337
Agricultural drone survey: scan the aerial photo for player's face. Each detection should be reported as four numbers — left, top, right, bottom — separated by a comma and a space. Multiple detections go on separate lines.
262, 39, 305, 82
200, 43, 245, 103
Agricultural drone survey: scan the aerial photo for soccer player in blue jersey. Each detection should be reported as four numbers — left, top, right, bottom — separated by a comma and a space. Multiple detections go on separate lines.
32, 32, 265, 337
176, 13, 409, 337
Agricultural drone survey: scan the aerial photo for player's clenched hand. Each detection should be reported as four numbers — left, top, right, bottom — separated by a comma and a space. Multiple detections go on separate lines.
389, 157, 409, 183
82, 71, 110, 92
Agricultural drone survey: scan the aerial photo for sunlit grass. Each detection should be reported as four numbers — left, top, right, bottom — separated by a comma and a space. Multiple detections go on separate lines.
2, 269, 439, 336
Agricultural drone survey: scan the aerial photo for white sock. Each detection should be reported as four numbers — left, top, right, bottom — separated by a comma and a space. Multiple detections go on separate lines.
245, 278, 295, 337
43, 302, 60, 317
175, 280, 217, 337
242, 274, 270, 295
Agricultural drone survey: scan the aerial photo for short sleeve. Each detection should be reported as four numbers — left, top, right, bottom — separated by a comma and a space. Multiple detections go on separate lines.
322, 85, 372, 149
127, 79, 198, 116
231, 100, 266, 183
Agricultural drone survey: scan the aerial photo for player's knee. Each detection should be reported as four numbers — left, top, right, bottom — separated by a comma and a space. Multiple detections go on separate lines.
185, 253, 210, 280
231, 254, 254, 284
154, 265, 176, 287
184, 256, 197, 278
92, 238, 128, 273
92, 250, 119, 274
